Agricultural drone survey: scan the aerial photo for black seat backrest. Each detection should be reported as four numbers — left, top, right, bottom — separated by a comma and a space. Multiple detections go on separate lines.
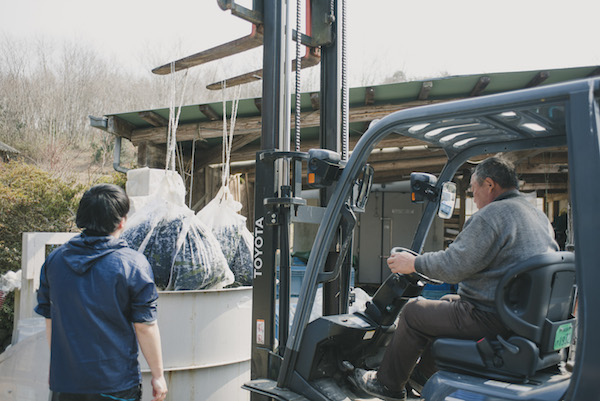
496, 251, 576, 353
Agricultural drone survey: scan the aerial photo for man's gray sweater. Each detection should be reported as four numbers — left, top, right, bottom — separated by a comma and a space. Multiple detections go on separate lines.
415, 190, 559, 312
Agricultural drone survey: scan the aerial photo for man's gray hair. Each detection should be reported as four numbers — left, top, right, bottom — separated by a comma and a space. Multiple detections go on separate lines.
472, 157, 519, 189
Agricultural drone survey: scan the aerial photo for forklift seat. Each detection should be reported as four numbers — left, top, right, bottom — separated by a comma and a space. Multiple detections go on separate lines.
431, 252, 576, 382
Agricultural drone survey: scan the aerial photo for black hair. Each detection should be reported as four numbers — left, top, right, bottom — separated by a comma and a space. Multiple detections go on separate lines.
75, 184, 130, 235
472, 157, 519, 189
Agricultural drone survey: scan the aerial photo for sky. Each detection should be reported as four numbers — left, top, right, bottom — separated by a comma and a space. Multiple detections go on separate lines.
2, 0, 600, 84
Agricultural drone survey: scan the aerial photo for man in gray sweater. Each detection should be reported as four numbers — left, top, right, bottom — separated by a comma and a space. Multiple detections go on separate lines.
354, 157, 559, 401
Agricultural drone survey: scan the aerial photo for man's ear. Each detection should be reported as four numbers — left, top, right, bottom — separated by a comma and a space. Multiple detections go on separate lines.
117, 216, 127, 230
484, 177, 495, 192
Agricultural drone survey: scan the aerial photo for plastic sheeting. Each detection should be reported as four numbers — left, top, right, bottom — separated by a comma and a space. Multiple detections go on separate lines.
122, 173, 233, 291
0, 270, 21, 293
0, 270, 21, 308
197, 186, 253, 286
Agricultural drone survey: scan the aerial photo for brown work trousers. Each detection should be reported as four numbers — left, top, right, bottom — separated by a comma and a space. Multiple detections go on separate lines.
377, 294, 510, 392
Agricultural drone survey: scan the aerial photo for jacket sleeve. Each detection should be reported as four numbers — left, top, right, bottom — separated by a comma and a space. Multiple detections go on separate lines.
34, 262, 51, 318
129, 255, 159, 323
414, 212, 502, 283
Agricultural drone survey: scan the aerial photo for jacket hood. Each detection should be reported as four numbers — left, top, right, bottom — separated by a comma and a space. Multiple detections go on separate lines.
61, 233, 128, 274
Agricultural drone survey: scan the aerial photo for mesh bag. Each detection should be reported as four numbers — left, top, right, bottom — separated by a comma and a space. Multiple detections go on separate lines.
122, 173, 233, 290
197, 186, 253, 286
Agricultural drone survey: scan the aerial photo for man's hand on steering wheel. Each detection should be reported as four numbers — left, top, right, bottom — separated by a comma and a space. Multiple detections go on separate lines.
387, 247, 443, 285
387, 251, 417, 275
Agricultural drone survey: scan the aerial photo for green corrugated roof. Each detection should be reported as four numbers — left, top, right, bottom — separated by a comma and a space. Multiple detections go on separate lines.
105, 65, 599, 133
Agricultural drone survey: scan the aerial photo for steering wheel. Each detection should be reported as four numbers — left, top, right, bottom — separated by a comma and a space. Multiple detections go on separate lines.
390, 246, 444, 285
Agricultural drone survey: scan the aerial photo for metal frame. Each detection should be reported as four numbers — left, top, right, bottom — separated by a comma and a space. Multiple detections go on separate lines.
317, 0, 346, 317
250, 0, 346, 392
249, 0, 285, 388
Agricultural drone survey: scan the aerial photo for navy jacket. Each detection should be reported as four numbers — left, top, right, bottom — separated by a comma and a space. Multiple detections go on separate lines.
35, 233, 158, 393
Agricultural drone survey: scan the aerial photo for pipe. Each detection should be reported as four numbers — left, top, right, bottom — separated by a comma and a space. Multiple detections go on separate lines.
89, 115, 129, 174
113, 136, 129, 174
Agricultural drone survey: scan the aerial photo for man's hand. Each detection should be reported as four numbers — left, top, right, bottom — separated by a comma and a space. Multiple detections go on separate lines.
134, 321, 167, 401
151, 375, 168, 401
387, 252, 417, 275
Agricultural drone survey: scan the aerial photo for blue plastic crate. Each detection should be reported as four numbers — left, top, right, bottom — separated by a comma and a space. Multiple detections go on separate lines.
422, 283, 457, 300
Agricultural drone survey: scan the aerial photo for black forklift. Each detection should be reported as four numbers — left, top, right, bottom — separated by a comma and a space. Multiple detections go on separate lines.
245, 77, 599, 400
155, 1, 599, 400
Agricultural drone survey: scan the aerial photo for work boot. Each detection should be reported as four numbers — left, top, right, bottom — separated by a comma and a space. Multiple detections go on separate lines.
353, 368, 407, 401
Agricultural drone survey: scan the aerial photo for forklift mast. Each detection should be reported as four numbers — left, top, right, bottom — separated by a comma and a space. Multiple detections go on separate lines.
154, 1, 349, 390
251, 0, 349, 388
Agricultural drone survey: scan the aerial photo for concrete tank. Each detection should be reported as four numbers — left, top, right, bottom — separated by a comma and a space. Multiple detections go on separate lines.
140, 288, 252, 401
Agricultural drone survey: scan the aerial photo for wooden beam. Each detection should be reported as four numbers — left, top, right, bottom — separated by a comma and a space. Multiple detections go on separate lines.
227, 155, 451, 184
206, 70, 263, 90
198, 104, 221, 121
137, 142, 148, 167
588, 67, 600, 77
130, 120, 259, 145
418, 81, 433, 100
222, 134, 429, 164
469, 76, 490, 97
206, 47, 321, 90
197, 132, 261, 169
525, 71, 550, 88
107, 116, 136, 140
254, 98, 262, 114
366, 147, 445, 163
226, 169, 572, 190
310, 92, 320, 110
517, 164, 569, 174
365, 87, 375, 105
138, 111, 168, 127
137, 142, 167, 169
152, 25, 264, 75
129, 99, 455, 145
501, 149, 548, 164
225, 149, 570, 190
369, 156, 450, 172
519, 176, 569, 189
520, 182, 568, 191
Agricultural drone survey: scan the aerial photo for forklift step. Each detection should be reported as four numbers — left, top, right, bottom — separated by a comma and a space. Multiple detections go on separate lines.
243, 379, 310, 401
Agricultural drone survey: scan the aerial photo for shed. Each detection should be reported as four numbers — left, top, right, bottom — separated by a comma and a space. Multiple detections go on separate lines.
0, 142, 19, 163
90, 65, 599, 214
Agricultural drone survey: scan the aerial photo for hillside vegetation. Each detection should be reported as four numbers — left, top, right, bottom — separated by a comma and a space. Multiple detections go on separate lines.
0, 34, 265, 178
0, 161, 127, 350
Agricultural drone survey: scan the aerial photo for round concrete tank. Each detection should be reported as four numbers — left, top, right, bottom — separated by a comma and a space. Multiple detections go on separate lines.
140, 287, 252, 401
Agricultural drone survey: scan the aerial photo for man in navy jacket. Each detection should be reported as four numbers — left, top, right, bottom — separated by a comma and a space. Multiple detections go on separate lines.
36, 184, 167, 401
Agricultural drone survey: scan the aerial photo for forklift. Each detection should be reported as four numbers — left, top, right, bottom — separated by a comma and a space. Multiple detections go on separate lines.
156, 1, 599, 400
245, 77, 599, 400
